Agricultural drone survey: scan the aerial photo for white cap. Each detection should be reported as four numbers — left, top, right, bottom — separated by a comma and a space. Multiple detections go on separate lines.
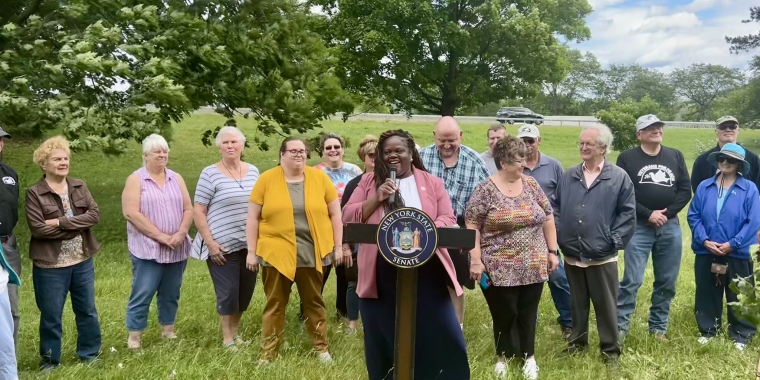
636, 114, 664, 132
516, 124, 540, 139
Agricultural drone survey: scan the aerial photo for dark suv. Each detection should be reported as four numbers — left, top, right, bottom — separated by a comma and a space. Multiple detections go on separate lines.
496, 107, 544, 125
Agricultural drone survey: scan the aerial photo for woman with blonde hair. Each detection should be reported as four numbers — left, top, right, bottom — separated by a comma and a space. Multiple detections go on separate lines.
25, 136, 101, 370
340, 134, 378, 333
191, 126, 260, 349
246, 136, 345, 363
121, 134, 193, 349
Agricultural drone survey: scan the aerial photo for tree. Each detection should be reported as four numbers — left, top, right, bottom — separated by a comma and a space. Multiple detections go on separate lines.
594, 64, 675, 118
542, 48, 602, 115
670, 63, 745, 122
595, 96, 661, 152
713, 79, 760, 128
0, 0, 353, 153
312, 0, 593, 116
726, 6, 760, 71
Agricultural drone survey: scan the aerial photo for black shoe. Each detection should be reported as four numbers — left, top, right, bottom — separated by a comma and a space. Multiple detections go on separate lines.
560, 344, 588, 356
561, 326, 573, 341
602, 353, 620, 365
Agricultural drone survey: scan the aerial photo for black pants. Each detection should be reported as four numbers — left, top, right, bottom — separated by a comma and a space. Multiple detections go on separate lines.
482, 282, 544, 359
565, 261, 620, 356
694, 254, 756, 344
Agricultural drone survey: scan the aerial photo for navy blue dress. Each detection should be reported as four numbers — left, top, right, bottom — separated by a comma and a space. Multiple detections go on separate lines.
359, 253, 470, 380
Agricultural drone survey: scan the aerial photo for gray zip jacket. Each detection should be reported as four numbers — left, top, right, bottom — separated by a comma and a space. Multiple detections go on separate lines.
550, 160, 637, 262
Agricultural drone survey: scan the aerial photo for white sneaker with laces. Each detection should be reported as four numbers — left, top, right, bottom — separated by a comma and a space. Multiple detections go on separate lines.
317, 352, 333, 364
494, 362, 507, 378
522, 357, 539, 380
697, 337, 711, 345
735, 342, 746, 351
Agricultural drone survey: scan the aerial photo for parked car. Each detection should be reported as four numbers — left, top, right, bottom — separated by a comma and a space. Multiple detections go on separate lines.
496, 107, 544, 125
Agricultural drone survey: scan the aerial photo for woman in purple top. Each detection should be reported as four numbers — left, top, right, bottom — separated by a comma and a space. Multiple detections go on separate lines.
121, 134, 193, 349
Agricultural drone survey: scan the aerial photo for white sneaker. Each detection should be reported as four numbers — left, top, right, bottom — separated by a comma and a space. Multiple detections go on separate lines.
735, 342, 746, 351
494, 362, 507, 378
697, 337, 711, 345
522, 357, 539, 380
317, 352, 333, 364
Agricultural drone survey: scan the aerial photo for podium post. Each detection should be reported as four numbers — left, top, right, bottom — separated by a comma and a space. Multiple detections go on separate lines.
344, 208, 476, 380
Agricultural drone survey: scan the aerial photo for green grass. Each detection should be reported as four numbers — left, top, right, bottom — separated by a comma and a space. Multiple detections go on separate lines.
7, 114, 760, 379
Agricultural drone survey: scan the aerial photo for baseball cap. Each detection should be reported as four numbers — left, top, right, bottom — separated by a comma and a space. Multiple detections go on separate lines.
716, 116, 739, 127
516, 124, 540, 139
635, 114, 664, 132
0, 124, 11, 139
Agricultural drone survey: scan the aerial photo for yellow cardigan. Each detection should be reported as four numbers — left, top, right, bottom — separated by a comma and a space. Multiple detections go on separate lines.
250, 166, 338, 280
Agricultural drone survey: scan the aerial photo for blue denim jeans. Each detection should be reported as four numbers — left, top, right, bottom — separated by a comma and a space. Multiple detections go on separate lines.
33, 258, 101, 367
126, 255, 187, 331
617, 218, 682, 334
547, 257, 572, 328
0, 286, 17, 379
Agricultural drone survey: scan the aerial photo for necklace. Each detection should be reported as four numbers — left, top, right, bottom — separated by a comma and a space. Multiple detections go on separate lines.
505, 177, 521, 192
222, 161, 244, 190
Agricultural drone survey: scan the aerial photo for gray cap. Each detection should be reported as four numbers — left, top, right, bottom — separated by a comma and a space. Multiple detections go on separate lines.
635, 114, 664, 132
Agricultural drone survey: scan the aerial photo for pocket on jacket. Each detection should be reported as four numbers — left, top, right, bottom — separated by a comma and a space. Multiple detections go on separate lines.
73, 200, 88, 212
42, 206, 62, 219
594, 224, 615, 253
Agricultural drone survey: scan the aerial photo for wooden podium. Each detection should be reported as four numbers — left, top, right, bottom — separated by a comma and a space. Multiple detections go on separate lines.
344, 208, 476, 380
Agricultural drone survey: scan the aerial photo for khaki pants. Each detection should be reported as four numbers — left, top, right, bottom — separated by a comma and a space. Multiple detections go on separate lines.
261, 266, 328, 360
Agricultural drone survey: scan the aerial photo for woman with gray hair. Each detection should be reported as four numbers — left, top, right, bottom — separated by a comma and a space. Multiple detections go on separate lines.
121, 133, 193, 349
191, 126, 260, 349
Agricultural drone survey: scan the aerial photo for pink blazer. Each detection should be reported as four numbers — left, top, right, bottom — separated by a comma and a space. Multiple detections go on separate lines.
342, 169, 460, 299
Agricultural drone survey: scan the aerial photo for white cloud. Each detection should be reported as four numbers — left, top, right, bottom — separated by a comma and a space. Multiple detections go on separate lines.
588, 0, 627, 11
578, 0, 759, 71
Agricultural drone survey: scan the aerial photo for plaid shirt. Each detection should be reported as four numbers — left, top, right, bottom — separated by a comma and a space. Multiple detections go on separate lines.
419, 144, 490, 217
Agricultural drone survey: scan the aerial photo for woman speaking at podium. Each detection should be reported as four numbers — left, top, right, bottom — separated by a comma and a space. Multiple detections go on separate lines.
343, 130, 470, 380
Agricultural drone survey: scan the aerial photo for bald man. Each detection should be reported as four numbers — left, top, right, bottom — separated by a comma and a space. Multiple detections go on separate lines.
419, 117, 490, 329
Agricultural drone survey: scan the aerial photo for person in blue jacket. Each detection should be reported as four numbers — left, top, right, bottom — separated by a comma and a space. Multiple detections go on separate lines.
0, 242, 20, 378
688, 143, 760, 351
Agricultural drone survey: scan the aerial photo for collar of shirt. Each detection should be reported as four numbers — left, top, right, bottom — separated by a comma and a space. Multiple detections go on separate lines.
582, 159, 604, 174
525, 152, 549, 172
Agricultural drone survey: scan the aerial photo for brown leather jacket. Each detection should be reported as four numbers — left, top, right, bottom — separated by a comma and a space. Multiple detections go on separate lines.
25, 177, 101, 264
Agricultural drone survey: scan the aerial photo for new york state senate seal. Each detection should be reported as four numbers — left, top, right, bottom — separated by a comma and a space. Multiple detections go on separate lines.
376, 207, 439, 268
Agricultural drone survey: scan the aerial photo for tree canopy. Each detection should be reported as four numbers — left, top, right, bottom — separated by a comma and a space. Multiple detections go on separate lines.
0, 0, 353, 153
312, 0, 593, 116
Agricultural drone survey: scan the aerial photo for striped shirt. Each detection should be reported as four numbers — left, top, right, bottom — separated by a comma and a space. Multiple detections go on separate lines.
419, 144, 490, 217
191, 163, 260, 260
127, 167, 191, 264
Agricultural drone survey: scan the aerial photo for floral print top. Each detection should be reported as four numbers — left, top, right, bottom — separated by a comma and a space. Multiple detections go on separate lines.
34, 189, 88, 269
465, 175, 552, 287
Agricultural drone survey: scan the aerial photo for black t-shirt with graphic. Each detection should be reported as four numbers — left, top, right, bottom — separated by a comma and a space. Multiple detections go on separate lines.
0, 162, 19, 237
616, 146, 692, 221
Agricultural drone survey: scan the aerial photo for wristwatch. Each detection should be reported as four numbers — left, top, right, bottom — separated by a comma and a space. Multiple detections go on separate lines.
548, 249, 558, 255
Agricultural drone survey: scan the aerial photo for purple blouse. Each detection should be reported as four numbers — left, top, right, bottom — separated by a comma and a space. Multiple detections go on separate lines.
127, 167, 190, 263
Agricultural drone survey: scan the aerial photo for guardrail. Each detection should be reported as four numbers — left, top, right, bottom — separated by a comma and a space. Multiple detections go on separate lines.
194, 108, 719, 129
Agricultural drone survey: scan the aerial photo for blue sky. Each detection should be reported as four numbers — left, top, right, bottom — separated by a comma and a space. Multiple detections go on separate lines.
575, 0, 758, 72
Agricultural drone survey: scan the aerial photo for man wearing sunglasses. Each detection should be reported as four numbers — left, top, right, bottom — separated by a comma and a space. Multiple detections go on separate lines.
691, 116, 760, 192
615, 114, 692, 342
508, 124, 574, 340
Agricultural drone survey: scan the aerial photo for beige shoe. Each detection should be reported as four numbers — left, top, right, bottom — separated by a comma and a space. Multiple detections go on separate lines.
161, 325, 177, 339
127, 331, 143, 349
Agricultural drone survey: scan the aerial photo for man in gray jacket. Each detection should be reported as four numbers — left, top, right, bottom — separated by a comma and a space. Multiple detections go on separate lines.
551, 124, 636, 364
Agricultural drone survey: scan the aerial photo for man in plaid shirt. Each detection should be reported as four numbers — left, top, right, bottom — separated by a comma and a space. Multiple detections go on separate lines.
419, 116, 490, 329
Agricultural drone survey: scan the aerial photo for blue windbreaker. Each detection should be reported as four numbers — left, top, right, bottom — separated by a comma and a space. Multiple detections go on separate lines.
688, 174, 760, 259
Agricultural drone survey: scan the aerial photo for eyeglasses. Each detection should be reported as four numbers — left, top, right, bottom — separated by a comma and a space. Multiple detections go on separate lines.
718, 124, 738, 131
285, 149, 306, 156
521, 138, 536, 145
324, 145, 342, 151
641, 125, 663, 132
577, 142, 597, 148
717, 156, 740, 165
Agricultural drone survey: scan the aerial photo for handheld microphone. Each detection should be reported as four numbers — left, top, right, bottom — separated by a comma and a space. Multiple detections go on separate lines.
388, 165, 397, 203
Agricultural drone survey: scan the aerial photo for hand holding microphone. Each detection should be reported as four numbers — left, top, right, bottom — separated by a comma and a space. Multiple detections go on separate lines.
378, 165, 398, 202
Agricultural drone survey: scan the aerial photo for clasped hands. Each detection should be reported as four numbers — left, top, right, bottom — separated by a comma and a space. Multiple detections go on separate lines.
703, 240, 733, 256
647, 209, 668, 227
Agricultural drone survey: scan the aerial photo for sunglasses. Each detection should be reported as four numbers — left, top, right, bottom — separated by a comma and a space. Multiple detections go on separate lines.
717, 156, 740, 165
521, 138, 536, 145
718, 124, 738, 131
324, 145, 342, 151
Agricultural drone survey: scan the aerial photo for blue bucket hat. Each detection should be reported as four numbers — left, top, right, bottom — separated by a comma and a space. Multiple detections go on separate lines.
707, 143, 750, 175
